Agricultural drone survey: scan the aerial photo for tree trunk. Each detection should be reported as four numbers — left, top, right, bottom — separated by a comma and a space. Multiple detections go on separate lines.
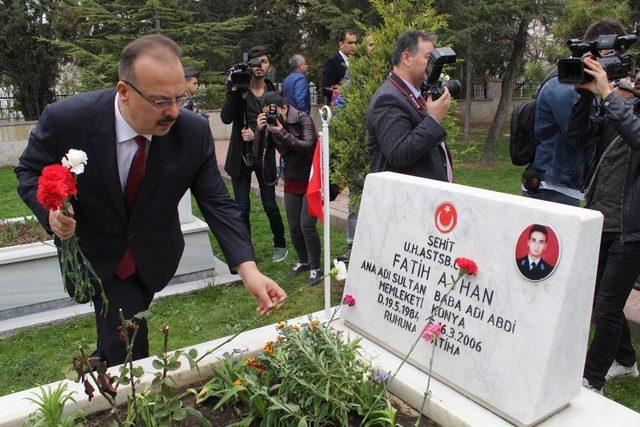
480, 16, 529, 166
463, 55, 473, 144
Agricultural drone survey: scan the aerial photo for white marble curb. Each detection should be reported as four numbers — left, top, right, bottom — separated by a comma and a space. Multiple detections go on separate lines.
1, 310, 639, 426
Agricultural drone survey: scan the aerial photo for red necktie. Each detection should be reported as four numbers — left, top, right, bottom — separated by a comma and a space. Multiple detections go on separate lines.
115, 135, 148, 280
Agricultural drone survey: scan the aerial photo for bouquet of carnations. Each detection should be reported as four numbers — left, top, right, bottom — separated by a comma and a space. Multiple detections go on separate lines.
36, 150, 107, 311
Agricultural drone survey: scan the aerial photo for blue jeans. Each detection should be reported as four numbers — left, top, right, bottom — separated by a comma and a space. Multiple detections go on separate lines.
521, 189, 580, 207
231, 165, 286, 248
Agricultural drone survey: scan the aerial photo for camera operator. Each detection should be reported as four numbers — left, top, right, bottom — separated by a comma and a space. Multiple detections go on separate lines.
221, 46, 288, 263
254, 91, 322, 284
367, 30, 452, 181
567, 58, 640, 394
523, 19, 625, 205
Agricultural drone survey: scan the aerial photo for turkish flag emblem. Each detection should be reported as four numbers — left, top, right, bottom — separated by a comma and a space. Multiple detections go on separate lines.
434, 202, 457, 234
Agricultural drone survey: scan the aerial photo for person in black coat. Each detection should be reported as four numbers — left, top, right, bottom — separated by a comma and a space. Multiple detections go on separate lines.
321, 29, 357, 105
15, 35, 285, 367
367, 30, 452, 181
221, 46, 287, 263
516, 224, 554, 281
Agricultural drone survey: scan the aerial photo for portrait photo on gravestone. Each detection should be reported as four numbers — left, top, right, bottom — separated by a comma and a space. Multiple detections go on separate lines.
515, 224, 560, 282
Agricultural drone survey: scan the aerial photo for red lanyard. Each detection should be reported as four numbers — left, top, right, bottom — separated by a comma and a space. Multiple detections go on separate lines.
386, 72, 425, 113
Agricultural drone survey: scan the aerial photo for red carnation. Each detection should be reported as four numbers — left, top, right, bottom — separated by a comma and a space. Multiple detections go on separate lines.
455, 257, 478, 276
36, 164, 77, 211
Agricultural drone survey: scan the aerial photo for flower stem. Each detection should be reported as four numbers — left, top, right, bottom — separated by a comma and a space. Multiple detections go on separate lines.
415, 341, 437, 426
195, 281, 315, 364
359, 273, 466, 426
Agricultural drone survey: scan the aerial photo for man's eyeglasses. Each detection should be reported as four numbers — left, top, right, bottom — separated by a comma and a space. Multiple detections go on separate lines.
123, 80, 192, 111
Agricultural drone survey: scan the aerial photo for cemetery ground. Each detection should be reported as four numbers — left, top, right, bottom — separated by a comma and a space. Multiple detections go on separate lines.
0, 128, 639, 416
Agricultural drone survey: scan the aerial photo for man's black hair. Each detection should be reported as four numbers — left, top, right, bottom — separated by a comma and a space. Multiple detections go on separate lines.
529, 224, 548, 239
262, 91, 286, 107
583, 18, 626, 42
391, 30, 436, 67
338, 29, 357, 43
248, 45, 271, 62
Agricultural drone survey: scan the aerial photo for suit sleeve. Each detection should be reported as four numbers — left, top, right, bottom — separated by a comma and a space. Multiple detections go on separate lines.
322, 59, 337, 103
372, 93, 446, 168
14, 104, 60, 233
191, 121, 255, 271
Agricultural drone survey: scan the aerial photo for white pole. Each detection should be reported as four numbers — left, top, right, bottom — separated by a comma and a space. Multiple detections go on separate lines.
320, 106, 332, 318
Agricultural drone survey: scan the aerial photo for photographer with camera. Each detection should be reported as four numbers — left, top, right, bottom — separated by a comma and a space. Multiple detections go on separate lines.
522, 19, 626, 206
221, 46, 288, 263
254, 92, 322, 284
367, 30, 453, 181
567, 55, 640, 394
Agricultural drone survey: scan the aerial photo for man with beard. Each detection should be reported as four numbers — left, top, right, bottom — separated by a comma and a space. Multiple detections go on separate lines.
221, 46, 288, 263
15, 35, 285, 367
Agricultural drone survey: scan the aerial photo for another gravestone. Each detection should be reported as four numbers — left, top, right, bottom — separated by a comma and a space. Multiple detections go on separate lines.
342, 172, 603, 426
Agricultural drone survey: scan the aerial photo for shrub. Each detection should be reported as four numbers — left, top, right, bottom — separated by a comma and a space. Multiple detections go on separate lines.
197, 318, 396, 425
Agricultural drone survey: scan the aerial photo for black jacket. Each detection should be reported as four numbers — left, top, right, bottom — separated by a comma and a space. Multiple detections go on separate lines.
322, 52, 347, 105
366, 75, 451, 181
15, 88, 254, 294
220, 80, 276, 179
254, 106, 317, 183
517, 257, 553, 281
568, 90, 640, 243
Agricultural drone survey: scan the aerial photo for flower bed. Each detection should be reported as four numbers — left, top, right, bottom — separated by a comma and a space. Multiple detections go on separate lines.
0, 217, 48, 248
24, 315, 437, 426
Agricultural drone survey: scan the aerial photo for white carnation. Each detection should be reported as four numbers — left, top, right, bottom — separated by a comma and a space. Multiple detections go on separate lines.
62, 149, 88, 175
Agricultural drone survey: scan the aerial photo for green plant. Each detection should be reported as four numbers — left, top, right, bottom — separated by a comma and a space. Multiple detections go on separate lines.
23, 383, 86, 427
0, 217, 49, 248
196, 317, 396, 426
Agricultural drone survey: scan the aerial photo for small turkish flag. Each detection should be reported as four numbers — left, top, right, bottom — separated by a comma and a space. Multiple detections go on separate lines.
306, 139, 324, 223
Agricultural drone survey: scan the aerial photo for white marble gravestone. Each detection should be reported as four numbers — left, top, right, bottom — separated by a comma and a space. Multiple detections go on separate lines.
342, 172, 604, 426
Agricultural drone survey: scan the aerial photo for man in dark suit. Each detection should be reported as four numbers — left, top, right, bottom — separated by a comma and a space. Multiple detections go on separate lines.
516, 224, 554, 281
15, 35, 285, 367
322, 29, 357, 105
367, 30, 452, 181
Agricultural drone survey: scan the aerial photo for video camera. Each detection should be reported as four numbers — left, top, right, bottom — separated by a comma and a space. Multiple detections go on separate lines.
421, 47, 461, 101
557, 34, 637, 85
226, 53, 262, 90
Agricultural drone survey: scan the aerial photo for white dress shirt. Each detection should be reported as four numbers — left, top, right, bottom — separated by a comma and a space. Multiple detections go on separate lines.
114, 94, 152, 192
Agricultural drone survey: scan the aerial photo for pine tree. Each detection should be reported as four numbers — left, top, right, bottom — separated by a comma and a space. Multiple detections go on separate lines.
50, 0, 250, 90
0, 0, 63, 120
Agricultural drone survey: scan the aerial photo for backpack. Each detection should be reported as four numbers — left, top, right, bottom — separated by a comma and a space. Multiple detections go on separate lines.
509, 72, 557, 166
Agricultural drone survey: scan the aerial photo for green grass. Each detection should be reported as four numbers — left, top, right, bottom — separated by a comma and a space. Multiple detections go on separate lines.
0, 130, 639, 412
0, 167, 32, 219
0, 168, 346, 395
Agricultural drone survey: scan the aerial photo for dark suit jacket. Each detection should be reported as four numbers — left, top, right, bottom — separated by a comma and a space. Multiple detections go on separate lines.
516, 256, 553, 281
321, 52, 347, 105
366, 78, 451, 181
15, 88, 254, 294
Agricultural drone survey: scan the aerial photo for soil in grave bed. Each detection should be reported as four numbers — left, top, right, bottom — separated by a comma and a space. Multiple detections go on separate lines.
84, 380, 438, 426
0, 219, 49, 247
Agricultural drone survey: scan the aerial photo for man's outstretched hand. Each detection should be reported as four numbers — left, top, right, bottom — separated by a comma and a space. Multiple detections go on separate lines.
236, 261, 287, 314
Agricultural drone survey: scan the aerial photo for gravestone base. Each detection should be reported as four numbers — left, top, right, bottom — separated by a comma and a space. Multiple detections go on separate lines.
335, 318, 640, 427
